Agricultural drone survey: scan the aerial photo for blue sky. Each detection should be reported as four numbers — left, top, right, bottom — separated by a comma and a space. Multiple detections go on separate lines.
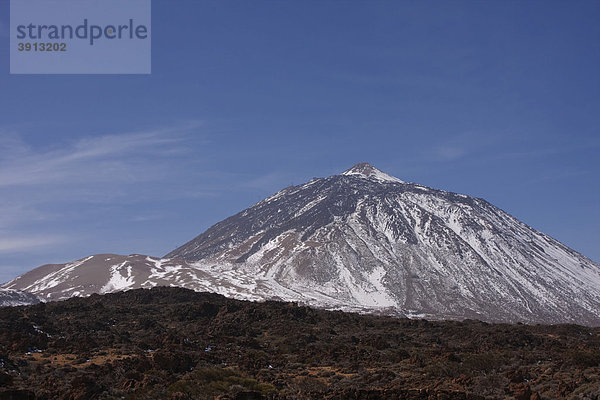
0, 0, 599, 282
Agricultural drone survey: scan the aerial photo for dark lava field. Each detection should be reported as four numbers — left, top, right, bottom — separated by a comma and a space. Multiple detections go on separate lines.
0, 287, 599, 399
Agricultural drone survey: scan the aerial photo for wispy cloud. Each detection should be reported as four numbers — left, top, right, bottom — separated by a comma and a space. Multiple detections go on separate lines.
0, 124, 199, 187
240, 172, 296, 192
0, 265, 34, 285
0, 235, 68, 253
0, 203, 54, 227
0, 122, 205, 257
429, 131, 512, 162
429, 130, 600, 164
128, 214, 165, 223
490, 139, 600, 162
434, 145, 468, 161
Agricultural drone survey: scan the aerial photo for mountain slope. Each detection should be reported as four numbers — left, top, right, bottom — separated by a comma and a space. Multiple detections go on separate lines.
4, 163, 600, 325
0, 288, 41, 307
1, 254, 262, 303
165, 163, 600, 325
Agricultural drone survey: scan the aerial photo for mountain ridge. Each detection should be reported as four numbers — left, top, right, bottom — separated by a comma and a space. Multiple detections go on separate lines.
3, 163, 600, 325
0, 288, 41, 307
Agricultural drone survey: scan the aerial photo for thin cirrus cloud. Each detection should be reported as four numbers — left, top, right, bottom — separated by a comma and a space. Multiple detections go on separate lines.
0, 125, 199, 187
434, 145, 468, 161
429, 131, 506, 162
0, 235, 68, 253
429, 130, 600, 164
0, 122, 205, 257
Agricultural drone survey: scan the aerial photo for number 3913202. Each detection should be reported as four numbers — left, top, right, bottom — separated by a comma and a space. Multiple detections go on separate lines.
17, 42, 67, 52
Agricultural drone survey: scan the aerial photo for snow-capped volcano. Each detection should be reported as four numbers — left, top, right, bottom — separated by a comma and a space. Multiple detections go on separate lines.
341, 162, 405, 183
4, 163, 600, 325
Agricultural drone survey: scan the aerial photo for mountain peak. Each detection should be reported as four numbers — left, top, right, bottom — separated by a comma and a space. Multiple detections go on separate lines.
5, 162, 600, 325
341, 162, 404, 183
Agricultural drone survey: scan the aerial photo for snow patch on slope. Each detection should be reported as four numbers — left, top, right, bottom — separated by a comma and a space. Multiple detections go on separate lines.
100, 262, 135, 293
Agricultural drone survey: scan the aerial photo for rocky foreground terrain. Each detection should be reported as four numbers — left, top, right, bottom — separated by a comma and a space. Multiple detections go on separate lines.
0, 287, 599, 400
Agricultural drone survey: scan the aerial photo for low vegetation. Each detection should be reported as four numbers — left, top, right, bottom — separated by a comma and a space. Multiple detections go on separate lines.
0, 287, 598, 399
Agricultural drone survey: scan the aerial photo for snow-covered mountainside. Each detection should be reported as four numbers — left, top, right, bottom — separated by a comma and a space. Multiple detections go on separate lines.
0, 288, 41, 307
1, 254, 256, 303
3, 163, 600, 325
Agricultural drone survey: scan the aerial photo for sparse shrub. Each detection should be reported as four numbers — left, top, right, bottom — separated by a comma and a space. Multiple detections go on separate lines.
167, 367, 276, 399
460, 352, 504, 373
565, 349, 600, 368
471, 373, 509, 397
290, 376, 328, 393
424, 360, 461, 378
